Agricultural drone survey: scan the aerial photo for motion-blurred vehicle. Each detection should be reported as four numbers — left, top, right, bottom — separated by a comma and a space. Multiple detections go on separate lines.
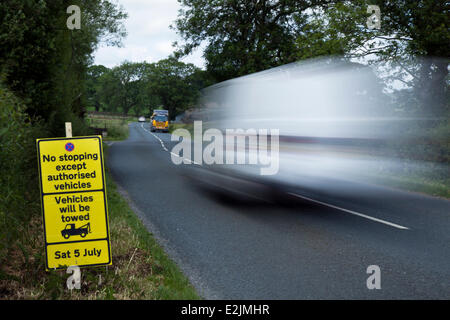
138, 116, 146, 122
187, 58, 439, 201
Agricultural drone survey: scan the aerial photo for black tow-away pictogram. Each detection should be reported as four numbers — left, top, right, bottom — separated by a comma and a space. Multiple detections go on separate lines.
61, 223, 91, 239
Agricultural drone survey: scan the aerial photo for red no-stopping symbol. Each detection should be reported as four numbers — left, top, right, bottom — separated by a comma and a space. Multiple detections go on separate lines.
65, 142, 75, 152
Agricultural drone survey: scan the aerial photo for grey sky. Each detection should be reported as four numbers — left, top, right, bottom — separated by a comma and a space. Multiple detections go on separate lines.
94, 0, 205, 68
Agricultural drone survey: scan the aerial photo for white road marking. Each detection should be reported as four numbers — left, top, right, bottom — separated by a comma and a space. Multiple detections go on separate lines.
140, 123, 200, 165
140, 122, 407, 230
288, 192, 410, 230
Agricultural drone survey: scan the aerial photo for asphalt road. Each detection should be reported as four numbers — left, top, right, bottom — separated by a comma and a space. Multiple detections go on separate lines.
107, 122, 450, 299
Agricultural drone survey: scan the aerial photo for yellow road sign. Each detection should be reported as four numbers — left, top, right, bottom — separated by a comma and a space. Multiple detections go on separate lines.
36, 136, 111, 270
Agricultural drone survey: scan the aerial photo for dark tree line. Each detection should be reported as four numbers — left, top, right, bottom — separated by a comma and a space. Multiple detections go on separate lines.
85, 58, 212, 119
0, 0, 127, 135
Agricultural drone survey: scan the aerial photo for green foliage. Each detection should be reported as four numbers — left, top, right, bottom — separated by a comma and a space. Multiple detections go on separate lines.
0, 82, 47, 264
0, 0, 127, 135
174, 0, 448, 115
293, 0, 449, 115
0, 0, 128, 292
87, 114, 134, 141
89, 58, 211, 119
103, 169, 199, 299
86, 65, 110, 112
0, 139, 200, 298
147, 57, 211, 118
174, 0, 319, 82
105, 61, 152, 116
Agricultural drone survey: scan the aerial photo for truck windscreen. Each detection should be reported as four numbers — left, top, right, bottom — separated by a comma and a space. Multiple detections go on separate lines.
155, 116, 167, 122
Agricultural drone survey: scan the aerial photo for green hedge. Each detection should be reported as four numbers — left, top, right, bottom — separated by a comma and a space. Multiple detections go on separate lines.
0, 80, 97, 271
0, 83, 47, 266
0, 84, 41, 262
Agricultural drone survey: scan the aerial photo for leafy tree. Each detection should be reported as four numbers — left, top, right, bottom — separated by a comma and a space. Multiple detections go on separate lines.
93, 58, 209, 118
86, 65, 110, 111
146, 58, 210, 119
174, 0, 448, 115
173, 0, 329, 82
0, 0, 127, 134
0, 0, 127, 273
96, 62, 152, 116
293, 0, 449, 115
110, 62, 144, 115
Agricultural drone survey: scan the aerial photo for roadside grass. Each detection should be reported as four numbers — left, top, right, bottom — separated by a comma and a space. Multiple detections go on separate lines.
391, 177, 449, 198
374, 121, 450, 198
87, 113, 137, 141
101, 159, 200, 300
370, 171, 450, 198
169, 121, 449, 198
169, 123, 193, 138
0, 147, 200, 300
1, 93, 200, 299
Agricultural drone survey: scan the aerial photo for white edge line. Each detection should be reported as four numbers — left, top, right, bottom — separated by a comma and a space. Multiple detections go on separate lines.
140, 123, 200, 165
288, 192, 410, 230
140, 122, 408, 230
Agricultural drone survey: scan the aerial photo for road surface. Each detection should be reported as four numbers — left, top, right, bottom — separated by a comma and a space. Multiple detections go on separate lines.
107, 122, 450, 299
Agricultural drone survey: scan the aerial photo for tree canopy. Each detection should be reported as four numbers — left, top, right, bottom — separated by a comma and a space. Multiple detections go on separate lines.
173, 0, 448, 115
87, 58, 211, 119
295, 0, 449, 115
174, 0, 325, 81
1, 0, 447, 123
0, 0, 127, 134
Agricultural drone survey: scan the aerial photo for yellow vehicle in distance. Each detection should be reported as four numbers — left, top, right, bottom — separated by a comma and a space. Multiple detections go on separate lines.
150, 110, 169, 133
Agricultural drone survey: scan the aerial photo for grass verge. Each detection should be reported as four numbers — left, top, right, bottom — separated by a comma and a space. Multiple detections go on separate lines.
0, 147, 199, 300
169, 123, 193, 137
169, 122, 449, 198
370, 171, 450, 199
87, 114, 136, 141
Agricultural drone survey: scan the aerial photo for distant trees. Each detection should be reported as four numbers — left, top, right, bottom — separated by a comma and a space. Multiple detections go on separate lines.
146, 58, 212, 118
103, 62, 147, 116
86, 65, 110, 112
2, 0, 446, 124
87, 58, 211, 119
